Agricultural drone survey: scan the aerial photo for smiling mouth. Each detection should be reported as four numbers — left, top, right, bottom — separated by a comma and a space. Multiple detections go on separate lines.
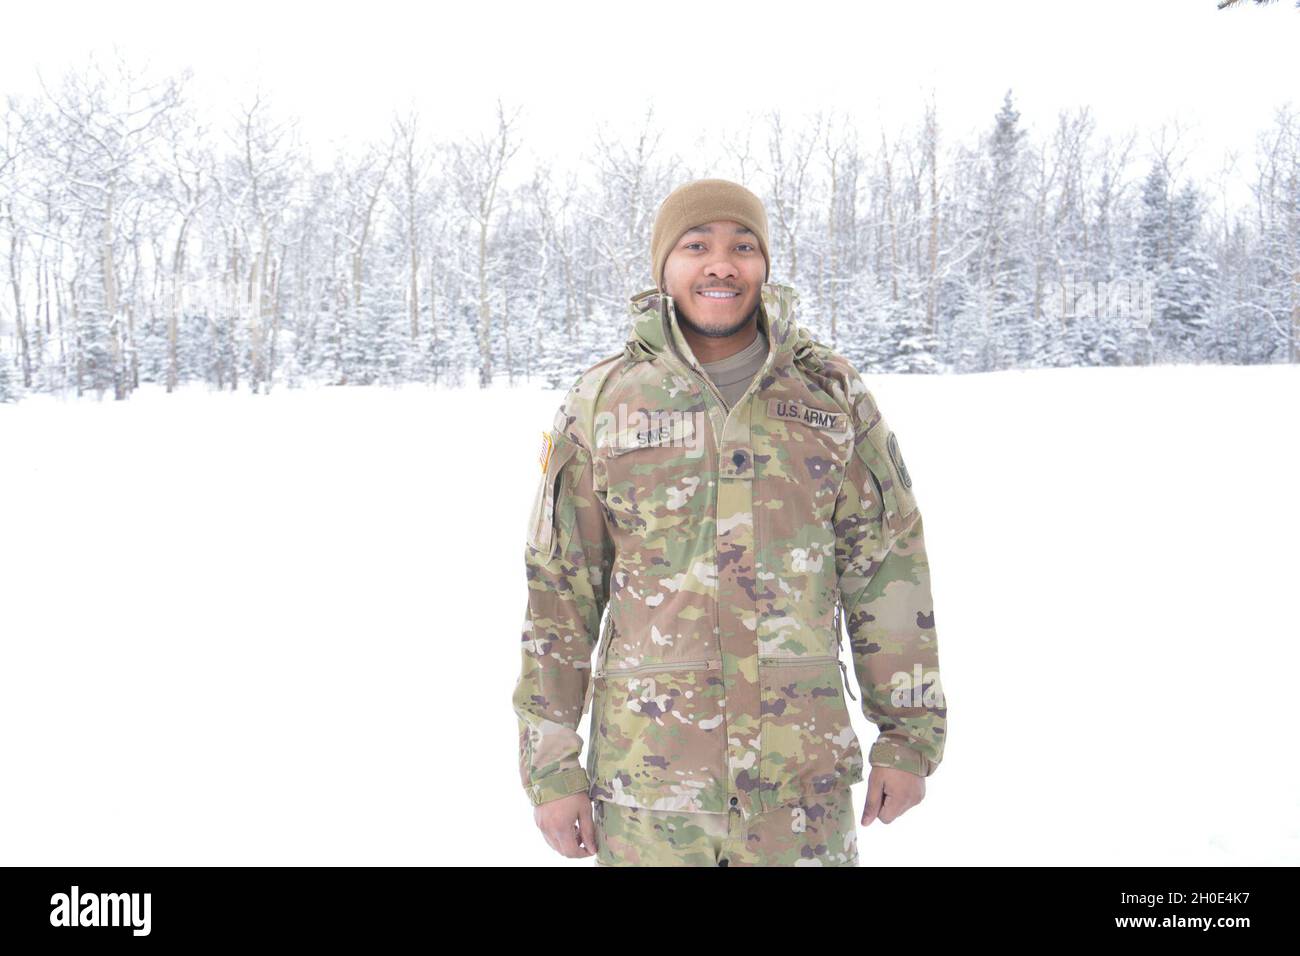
697, 290, 740, 299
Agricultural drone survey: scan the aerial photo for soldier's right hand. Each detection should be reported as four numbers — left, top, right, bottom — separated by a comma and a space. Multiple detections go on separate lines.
533, 792, 597, 858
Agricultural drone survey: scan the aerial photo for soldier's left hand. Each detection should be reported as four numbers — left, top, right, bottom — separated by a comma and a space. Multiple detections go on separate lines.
861, 766, 925, 826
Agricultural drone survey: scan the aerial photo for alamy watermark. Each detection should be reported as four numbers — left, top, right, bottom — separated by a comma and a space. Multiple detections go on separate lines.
889, 665, 945, 709
1044, 276, 1155, 327
593, 405, 708, 457
49, 885, 151, 936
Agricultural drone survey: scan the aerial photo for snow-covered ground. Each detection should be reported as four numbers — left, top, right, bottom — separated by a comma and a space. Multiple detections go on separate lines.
1, 363, 1297, 865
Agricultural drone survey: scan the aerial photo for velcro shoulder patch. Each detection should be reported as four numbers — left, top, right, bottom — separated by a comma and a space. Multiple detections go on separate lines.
887, 430, 913, 489
537, 430, 553, 474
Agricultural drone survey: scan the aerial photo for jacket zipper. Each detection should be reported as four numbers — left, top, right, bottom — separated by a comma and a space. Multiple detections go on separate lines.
685, 332, 774, 428
691, 362, 729, 418
595, 658, 721, 678
681, 354, 729, 427
759, 651, 859, 701
757, 654, 840, 665
654, 294, 732, 744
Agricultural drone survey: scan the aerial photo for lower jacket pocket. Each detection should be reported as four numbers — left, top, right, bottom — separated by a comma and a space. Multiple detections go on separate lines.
757, 657, 864, 808
589, 662, 729, 813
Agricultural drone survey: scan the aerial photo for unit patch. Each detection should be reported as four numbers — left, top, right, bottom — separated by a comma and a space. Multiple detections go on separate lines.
887, 431, 912, 489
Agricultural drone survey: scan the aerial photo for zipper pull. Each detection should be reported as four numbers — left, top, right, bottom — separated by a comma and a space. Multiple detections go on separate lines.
583, 611, 614, 716
832, 589, 856, 699
838, 659, 858, 701
833, 593, 843, 655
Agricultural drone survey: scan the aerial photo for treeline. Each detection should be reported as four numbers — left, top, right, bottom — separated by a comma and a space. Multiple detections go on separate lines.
0, 56, 1297, 404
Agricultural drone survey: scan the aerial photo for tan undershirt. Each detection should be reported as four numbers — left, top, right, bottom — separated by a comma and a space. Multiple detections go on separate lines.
699, 327, 769, 411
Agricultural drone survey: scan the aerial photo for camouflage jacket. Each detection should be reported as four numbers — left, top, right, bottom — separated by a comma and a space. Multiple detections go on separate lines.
513, 282, 946, 819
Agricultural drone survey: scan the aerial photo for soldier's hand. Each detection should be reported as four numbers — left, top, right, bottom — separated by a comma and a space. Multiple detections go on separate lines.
861, 766, 925, 826
533, 792, 597, 858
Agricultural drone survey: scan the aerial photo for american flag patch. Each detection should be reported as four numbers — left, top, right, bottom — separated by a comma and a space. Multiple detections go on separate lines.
537, 431, 553, 474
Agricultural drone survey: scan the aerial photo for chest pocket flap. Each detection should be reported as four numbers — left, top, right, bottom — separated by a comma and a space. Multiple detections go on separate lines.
526, 429, 582, 559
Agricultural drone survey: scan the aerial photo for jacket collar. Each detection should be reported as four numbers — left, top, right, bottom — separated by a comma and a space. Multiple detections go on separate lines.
623, 281, 813, 376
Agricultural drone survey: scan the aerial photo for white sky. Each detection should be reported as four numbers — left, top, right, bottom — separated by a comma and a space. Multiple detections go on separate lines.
2, 0, 1298, 202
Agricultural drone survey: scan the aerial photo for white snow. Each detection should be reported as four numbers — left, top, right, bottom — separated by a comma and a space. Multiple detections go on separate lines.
0, 363, 1297, 865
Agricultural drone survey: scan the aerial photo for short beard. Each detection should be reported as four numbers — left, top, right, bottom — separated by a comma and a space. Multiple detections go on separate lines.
677, 302, 759, 339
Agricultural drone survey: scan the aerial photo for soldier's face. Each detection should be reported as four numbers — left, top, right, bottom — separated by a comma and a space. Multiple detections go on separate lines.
662, 219, 766, 338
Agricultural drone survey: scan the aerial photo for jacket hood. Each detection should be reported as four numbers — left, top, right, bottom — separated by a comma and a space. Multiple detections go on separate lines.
622, 282, 819, 375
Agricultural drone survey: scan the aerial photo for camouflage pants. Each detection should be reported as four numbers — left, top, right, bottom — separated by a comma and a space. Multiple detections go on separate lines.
593, 787, 859, 867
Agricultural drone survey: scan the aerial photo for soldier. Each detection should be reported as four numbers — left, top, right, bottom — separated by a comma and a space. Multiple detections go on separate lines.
513, 178, 946, 866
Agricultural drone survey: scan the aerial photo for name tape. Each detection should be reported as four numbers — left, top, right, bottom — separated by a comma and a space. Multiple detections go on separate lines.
767, 399, 846, 431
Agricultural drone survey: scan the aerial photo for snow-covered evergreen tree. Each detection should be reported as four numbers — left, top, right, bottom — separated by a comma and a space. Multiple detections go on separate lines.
1138, 167, 1217, 363
1163, 184, 1217, 361
367, 238, 409, 387
972, 91, 1033, 371
883, 275, 941, 373
948, 281, 996, 374
0, 347, 17, 402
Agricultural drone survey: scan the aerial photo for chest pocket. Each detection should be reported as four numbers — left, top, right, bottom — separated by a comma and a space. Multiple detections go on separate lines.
598, 413, 707, 539
526, 429, 581, 560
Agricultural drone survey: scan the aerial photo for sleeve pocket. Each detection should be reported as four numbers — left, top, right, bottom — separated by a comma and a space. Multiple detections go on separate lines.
526, 430, 581, 559
856, 421, 918, 541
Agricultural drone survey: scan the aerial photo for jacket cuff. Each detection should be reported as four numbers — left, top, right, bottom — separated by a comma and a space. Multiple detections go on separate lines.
868, 736, 936, 778
524, 768, 591, 806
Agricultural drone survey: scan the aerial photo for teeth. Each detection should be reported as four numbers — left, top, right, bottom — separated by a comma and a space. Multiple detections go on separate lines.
700, 291, 738, 298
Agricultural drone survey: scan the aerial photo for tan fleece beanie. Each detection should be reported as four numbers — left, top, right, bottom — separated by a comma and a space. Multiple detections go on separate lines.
650, 178, 771, 292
